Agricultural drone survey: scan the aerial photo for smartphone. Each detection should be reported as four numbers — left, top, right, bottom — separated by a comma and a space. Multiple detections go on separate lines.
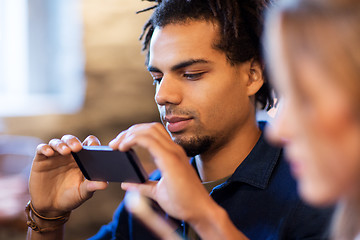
71, 146, 148, 183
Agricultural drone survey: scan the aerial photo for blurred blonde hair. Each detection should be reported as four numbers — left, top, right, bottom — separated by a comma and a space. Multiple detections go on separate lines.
264, 0, 360, 239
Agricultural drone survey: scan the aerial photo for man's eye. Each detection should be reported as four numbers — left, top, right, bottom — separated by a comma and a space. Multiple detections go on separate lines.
183, 72, 204, 80
152, 78, 162, 86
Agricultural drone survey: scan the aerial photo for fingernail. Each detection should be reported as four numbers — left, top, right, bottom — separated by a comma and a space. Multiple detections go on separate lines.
109, 139, 115, 146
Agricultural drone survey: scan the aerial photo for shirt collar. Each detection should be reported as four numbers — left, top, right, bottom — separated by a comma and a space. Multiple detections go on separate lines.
228, 133, 282, 189
190, 132, 282, 190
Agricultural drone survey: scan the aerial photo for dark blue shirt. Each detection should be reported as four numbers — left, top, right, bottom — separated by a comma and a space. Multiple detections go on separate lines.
90, 132, 333, 240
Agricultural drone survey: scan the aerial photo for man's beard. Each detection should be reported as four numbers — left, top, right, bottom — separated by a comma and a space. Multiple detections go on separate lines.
160, 106, 217, 156
174, 135, 216, 157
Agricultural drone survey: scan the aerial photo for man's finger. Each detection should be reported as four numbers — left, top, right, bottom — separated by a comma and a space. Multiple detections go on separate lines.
121, 181, 158, 200
79, 180, 109, 201
61, 135, 83, 152
49, 139, 71, 155
83, 135, 101, 146
36, 143, 55, 157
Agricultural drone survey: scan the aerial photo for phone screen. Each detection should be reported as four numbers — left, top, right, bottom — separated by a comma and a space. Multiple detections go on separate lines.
71, 146, 148, 183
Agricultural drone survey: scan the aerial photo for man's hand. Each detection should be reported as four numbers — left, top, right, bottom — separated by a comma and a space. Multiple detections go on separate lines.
29, 135, 108, 217
109, 123, 210, 221
111, 122, 248, 240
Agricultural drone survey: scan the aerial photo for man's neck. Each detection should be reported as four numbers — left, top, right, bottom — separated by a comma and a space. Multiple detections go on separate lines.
195, 122, 261, 182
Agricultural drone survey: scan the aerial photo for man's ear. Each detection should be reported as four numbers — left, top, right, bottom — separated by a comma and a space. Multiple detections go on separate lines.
247, 58, 264, 96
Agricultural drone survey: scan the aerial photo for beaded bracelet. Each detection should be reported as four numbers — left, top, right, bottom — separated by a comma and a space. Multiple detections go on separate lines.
25, 201, 71, 233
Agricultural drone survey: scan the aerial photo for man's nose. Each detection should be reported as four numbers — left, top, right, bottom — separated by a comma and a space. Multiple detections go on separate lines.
155, 75, 182, 106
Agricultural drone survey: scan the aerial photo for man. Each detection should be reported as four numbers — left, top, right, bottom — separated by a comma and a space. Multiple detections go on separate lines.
26, 0, 332, 239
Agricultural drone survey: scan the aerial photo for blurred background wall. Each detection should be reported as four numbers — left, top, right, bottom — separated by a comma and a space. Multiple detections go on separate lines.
0, 0, 159, 239
2, 0, 159, 144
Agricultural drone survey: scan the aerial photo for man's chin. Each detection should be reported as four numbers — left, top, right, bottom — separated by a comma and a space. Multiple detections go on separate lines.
174, 136, 215, 157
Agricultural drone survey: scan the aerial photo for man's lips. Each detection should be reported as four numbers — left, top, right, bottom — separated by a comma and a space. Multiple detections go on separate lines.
164, 116, 193, 133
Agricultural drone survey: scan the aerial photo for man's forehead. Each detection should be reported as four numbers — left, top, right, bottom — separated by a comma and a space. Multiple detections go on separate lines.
148, 21, 222, 70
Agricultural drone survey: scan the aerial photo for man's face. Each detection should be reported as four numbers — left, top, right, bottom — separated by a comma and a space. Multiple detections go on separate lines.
148, 20, 254, 156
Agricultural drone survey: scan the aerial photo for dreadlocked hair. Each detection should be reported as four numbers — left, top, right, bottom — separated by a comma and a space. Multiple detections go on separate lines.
137, 0, 274, 110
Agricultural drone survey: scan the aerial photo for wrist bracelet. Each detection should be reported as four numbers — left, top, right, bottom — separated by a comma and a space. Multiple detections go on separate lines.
25, 200, 71, 233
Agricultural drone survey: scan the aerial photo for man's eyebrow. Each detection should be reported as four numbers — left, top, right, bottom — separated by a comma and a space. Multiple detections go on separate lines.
147, 59, 210, 73
170, 59, 210, 71
147, 66, 161, 72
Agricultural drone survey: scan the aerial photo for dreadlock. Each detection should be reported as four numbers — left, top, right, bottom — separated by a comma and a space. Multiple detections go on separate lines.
137, 0, 274, 110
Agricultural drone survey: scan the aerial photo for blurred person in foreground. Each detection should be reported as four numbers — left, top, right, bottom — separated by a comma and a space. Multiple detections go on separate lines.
263, 0, 360, 239
26, 0, 332, 239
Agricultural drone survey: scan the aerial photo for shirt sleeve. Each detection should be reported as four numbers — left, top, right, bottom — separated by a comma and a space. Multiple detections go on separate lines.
88, 201, 130, 240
